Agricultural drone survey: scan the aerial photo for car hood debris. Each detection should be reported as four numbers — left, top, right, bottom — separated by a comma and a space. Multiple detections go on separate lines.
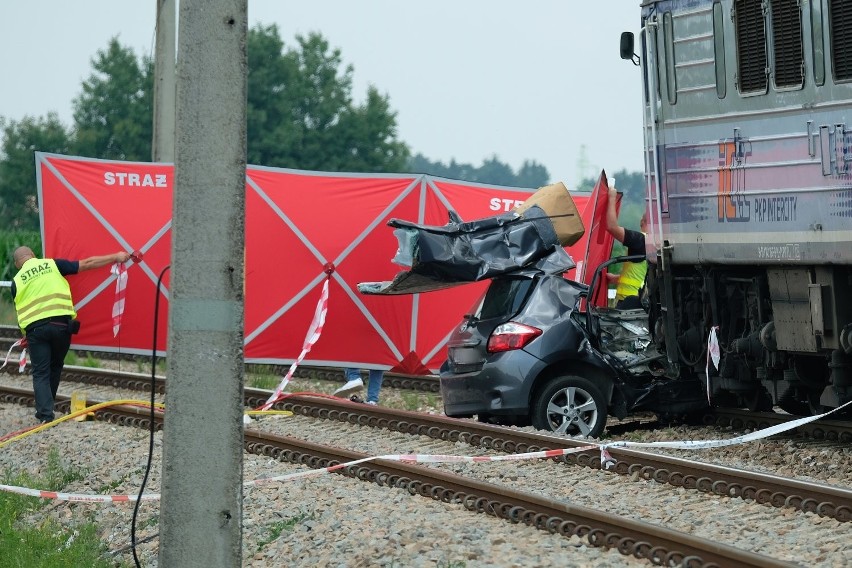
358, 182, 585, 295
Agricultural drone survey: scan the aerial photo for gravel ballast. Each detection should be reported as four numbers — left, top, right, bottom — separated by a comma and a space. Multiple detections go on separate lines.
2, 371, 851, 567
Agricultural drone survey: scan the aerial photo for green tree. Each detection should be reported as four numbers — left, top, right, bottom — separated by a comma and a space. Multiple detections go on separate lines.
332, 87, 410, 171
0, 114, 71, 231
246, 25, 300, 167
407, 153, 550, 187
246, 26, 409, 172
476, 155, 516, 186
71, 38, 154, 161
515, 160, 550, 188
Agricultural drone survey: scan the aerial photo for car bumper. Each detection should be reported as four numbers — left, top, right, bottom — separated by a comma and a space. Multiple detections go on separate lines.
439, 349, 544, 417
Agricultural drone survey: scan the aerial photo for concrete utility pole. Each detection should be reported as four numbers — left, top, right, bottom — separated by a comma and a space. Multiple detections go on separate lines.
152, 0, 177, 162
159, 0, 247, 566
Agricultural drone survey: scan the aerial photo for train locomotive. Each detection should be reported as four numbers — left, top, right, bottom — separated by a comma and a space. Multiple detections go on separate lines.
624, 0, 852, 416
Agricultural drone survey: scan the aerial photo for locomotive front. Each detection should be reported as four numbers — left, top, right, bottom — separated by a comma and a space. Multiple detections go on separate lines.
631, 0, 852, 415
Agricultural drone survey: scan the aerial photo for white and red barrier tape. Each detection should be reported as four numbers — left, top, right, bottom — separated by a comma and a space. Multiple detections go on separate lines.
0, 485, 160, 503
1, 395, 850, 503
260, 278, 330, 410
0, 445, 598, 502
705, 326, 720, 403
599, 398, 852, 468
1, 338, 27, 373
111, 262, 128, 337
2, 261, 130, 369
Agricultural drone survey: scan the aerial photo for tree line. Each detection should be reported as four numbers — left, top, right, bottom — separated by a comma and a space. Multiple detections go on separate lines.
1, 26, 644, 243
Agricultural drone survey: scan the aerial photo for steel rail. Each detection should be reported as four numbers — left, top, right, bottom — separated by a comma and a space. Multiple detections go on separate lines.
709, 408, 852, 443
0, 334, 441, 392
241, 430, 793, 568
0, 386, 795, 568
3, 367, 852, 523
264, 393, 852, 523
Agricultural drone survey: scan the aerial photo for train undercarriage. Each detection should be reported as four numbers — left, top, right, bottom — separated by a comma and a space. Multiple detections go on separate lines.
649, 261, 852, 416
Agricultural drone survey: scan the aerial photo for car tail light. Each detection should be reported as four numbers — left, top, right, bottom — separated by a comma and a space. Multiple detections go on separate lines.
487, 322, 542, 353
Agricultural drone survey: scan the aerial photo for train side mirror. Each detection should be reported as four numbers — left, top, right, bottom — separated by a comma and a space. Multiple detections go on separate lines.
620, 32, 640, 66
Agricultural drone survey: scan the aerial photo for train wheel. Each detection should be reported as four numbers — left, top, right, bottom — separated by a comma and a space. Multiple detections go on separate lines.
778, 386, 825, 416
745, 387, 773, 412
807, 389, 826, 415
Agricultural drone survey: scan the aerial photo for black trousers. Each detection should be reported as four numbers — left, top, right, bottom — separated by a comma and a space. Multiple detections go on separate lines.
26, 321, 72, 422
616, 295, 643, 310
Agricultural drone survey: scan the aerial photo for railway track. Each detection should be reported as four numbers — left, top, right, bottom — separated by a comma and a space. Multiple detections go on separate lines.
709, 408, 852, 443
0, 330, 441, 392
0, 386, 798, 567
2, 365, 851, 524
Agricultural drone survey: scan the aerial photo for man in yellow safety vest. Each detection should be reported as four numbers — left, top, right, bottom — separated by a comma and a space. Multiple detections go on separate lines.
605, 185, 648, 309
11, 246, 130, 424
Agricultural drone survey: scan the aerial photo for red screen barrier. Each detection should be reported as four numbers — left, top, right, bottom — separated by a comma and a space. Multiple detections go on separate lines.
36, 153, 607, 373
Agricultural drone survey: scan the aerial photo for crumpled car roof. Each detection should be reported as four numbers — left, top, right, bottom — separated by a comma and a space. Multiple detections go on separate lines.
358, 180, 585, 296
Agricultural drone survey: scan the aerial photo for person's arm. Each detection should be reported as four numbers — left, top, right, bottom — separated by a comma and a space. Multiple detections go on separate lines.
622, 229, 646, 257
78, 252, 131, 272
605, 187, 626, 244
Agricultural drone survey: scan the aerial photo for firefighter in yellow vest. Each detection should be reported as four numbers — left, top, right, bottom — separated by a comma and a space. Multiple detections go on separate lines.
605, 186, 648, 309
11, 246, 130, 424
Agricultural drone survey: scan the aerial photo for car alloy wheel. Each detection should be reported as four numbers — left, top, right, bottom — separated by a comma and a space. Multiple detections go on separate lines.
532, 375, 607, 438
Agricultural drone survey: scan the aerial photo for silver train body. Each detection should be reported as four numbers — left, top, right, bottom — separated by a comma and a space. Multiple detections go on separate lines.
632, 0, 852, 413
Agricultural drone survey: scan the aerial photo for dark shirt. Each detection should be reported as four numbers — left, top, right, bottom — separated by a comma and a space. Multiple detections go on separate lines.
10, 259, 79, 298
622, 229, 646, 257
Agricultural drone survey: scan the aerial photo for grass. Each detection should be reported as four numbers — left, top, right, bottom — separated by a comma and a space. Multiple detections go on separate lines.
64, 351, 79, 366
400, 391, 422, 411
95, 469, 140, 494
424, 392, 440, 408
255, 511, 313, 551
81, 353, 101, 369
140, 514, 159, 531
0, 296, 16, 326
64, 351, 103, 368
0, 449, 124, 568
247, 373, 282, 391
134, 357, 167, 375
241, 368, 443, 413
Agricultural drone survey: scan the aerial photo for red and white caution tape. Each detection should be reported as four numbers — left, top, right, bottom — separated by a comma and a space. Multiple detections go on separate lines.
601, 398, 852, 458
0, 484, 160, 503
111, 262, 128, 337
260, 278, 330, 410
3, 396, 851, 503
0, 444, 597, 502
1, 338, 27, 373
249, 445, 600, 485
705, 326, 720, 403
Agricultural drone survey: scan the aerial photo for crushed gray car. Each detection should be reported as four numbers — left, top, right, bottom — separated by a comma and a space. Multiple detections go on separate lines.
358, 181, 707, 437
439, 257, 707, 437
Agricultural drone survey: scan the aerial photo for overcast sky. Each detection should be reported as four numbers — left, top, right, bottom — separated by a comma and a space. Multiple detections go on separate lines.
1, 1, 645, 187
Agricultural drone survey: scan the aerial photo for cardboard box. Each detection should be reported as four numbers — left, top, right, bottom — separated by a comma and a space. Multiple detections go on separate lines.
513, 181, 585, 246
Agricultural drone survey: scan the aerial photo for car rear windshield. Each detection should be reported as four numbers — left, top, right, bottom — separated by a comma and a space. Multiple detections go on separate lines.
479, 277, 534, 320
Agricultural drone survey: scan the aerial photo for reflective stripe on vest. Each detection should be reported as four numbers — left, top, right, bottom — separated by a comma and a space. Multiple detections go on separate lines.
615, 259, 648, 300
13, 258, 76, 332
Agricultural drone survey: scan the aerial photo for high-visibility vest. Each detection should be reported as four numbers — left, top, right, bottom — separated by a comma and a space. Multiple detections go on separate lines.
13, 258, 76, 333
615, 258, 648, 300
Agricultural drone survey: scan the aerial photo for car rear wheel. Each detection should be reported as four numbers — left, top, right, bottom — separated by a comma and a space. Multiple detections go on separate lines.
531, 375, 607, 438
